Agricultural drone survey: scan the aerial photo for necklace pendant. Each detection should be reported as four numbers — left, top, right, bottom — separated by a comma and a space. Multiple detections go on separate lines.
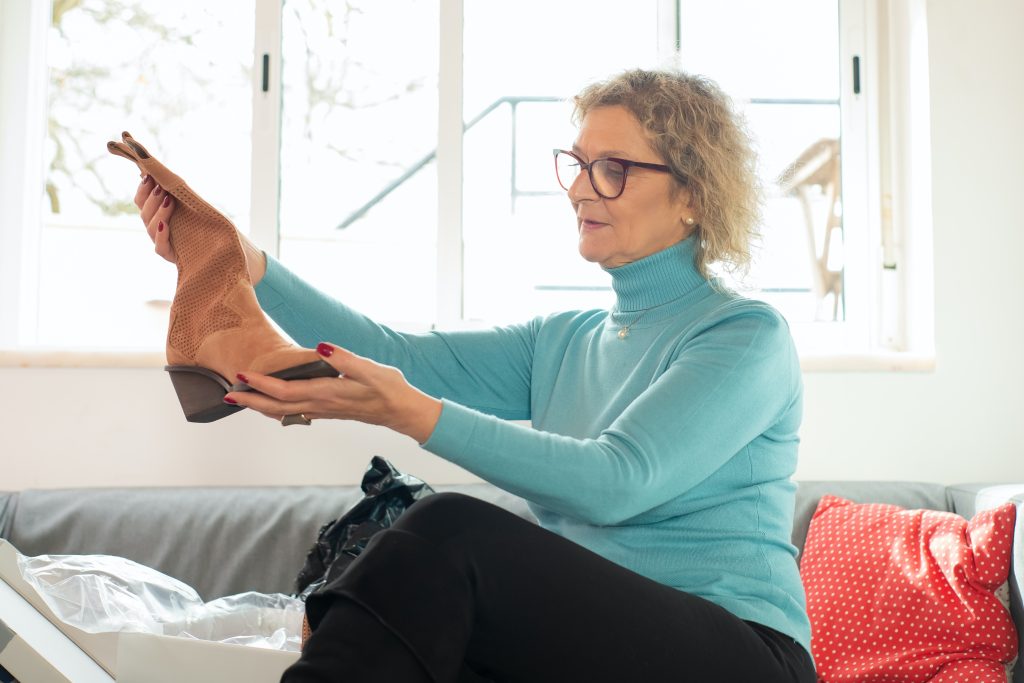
617, 326, 630, 340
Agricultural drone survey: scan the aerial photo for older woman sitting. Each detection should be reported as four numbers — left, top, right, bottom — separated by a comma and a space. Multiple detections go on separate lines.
137, 68, 816, 683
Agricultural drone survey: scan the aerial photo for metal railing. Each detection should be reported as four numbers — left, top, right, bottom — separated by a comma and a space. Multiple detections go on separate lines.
332, 95, 839, 307
336, 95, 562, 229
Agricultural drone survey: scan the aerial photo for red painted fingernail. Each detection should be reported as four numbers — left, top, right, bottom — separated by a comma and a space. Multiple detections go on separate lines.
142, 174, 151, 184
223, 396, 238, 405
317, 342, 333, 357
157, 221, 164, 232
236, 373, 249, 384
162, 195, 171, 208
153, 186, 162, 196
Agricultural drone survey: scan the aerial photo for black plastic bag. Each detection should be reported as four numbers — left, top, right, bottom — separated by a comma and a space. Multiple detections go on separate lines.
294, 456, 434, 601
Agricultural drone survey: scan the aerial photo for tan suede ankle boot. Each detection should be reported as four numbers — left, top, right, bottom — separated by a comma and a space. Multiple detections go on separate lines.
108, 131, 336, 423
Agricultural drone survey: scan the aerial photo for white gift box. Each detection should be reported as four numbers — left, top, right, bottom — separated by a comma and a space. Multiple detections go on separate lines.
0, 540, 299, 683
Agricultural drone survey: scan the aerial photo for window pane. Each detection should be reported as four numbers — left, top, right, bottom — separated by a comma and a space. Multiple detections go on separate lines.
462, 0, 661, 324
678, 0, 844, 322
37, 1, 254, 348
278, 0, 439, 328
678, 0, 840, 100
743, 103, 843, 322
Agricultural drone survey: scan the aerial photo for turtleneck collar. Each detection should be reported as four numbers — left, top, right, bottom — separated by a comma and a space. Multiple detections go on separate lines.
603, 237, 708, 312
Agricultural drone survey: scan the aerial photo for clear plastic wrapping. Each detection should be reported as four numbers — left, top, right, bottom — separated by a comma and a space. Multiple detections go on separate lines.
17, 552, 303, 652
15, 457, 430, 654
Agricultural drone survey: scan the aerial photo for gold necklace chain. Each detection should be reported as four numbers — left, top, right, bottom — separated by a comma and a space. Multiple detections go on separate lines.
611, 308, 653, 339
609, 291, 693, 340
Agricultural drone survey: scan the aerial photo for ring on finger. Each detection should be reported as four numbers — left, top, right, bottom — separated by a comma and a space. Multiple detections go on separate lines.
281, 413, 312, 427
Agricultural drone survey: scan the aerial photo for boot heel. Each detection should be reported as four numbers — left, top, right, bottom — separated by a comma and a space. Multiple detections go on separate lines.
166, 366, 243, 423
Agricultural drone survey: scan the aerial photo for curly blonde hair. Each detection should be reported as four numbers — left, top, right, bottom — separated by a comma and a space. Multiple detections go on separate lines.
573, 69, 761, 279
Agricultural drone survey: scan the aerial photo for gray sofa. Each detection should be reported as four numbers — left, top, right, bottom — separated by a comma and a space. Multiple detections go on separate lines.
2, 480, 1022, 681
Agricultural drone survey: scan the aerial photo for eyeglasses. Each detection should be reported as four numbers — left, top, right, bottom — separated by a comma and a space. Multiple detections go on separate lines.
552, 149, 679, 199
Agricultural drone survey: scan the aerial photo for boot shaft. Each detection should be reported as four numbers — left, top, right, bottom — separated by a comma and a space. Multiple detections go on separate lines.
109, 132, 251, 366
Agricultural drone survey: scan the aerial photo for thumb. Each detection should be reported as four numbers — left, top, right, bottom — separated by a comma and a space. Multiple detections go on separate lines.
316, 342, 374, 382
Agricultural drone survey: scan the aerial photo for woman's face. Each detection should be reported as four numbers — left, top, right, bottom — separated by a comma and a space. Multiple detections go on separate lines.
568, 105, 695, 269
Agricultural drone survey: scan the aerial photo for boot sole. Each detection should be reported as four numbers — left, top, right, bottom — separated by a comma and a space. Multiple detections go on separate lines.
166, 360, 339, 423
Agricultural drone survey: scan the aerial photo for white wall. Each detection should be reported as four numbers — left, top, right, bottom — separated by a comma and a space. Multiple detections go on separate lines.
1, 0, 1022, 490
798, 0, 1024, 482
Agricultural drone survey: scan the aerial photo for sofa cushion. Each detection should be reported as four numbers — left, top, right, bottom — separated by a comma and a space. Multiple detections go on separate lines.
801, 495, 1018, 682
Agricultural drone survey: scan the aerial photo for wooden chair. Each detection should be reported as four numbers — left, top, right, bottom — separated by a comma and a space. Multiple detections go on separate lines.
776, 138, 843, 321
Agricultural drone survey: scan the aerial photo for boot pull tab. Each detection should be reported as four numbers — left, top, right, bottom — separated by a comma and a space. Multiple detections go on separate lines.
106, 139, 141, 166
121, 131, 152, 159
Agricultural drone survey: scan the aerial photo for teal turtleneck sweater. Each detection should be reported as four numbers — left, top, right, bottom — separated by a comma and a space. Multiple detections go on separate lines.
254, 236, 812, 654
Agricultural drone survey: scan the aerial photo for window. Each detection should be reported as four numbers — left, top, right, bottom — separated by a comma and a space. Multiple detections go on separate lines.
277, 0, 440, 329
459, 1, 667, 325
0, 0, 255, 350
679, 1, 846, 322
0, 0, 931, 364
676, 0, 873, 354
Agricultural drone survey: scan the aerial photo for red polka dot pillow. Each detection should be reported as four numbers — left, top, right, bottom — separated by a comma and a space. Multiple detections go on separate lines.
801, 495, 1018, 682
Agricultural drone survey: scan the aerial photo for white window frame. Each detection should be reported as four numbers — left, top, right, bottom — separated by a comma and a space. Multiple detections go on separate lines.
794, 0, 934, 370
436, 0, 465, 329
789, 0, 878, 356
0, 0, 934, 371
0, 0, 49, 350
250, 0, 284, 263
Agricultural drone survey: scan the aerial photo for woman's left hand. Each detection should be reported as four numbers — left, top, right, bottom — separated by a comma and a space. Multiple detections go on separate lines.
225, 342, 443, 443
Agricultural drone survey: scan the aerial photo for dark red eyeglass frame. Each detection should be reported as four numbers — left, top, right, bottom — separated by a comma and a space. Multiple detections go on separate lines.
552, 148, 683, 199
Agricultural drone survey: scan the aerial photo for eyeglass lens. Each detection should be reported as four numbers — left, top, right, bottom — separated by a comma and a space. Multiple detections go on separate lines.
555, 152, 626, 198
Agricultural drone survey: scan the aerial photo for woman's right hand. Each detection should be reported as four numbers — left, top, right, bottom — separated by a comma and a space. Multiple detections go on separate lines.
134, 175, 268, 284
136, 174, 177, 263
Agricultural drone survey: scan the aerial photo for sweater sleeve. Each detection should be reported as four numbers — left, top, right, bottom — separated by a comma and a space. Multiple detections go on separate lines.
254, 255, 536, 420
422, 308, 801, 526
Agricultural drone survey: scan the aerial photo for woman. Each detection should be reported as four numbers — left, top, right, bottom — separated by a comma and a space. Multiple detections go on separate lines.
136, 69, 816, 682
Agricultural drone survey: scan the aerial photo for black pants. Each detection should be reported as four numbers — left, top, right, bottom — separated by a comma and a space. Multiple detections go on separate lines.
282, 492, 816, 683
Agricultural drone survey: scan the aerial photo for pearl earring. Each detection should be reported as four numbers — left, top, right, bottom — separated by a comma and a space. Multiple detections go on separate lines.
684, 217, 695, 226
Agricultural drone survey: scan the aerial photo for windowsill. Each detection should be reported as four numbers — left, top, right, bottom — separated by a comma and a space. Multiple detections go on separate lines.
0, 349, 937, 372
799, 351, 935, 373
0, 350, 165, 368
